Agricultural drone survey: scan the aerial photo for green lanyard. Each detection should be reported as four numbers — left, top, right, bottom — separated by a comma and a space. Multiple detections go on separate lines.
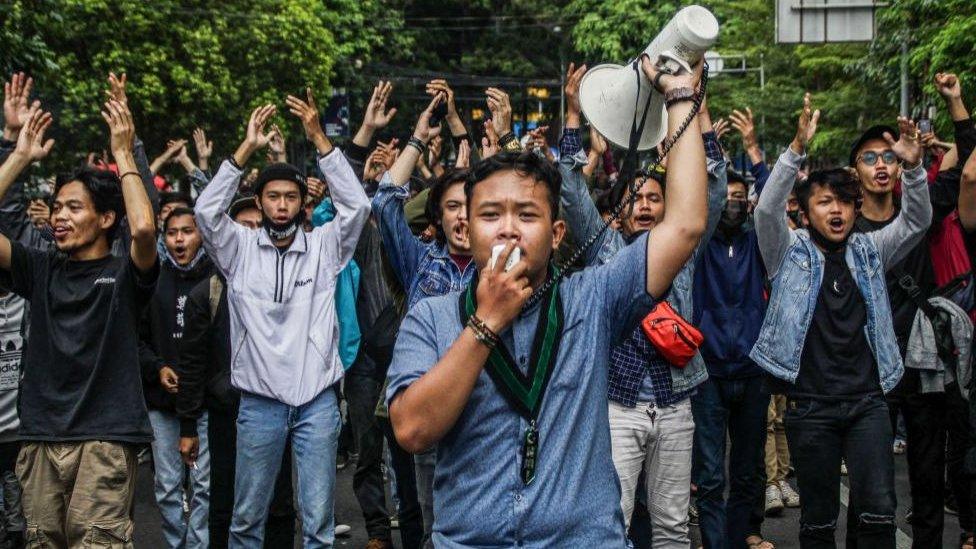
458, 278, 564, 485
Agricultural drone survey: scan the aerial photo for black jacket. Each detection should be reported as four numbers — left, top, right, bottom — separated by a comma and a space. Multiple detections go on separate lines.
175, 273, 236, 437
139, 253, 213, 411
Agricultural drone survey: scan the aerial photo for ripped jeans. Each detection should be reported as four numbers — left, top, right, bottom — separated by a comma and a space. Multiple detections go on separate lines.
784, 393, 896, 549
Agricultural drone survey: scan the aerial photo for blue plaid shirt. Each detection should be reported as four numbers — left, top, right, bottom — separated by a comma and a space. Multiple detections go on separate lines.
559, 127, 725, 407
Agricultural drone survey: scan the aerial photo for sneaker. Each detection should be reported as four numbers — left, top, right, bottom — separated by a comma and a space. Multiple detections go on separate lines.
893, 439, 907, 455
840, 460, 848, 476
688, 502, 699, 526
765, 484, 785, 516
364, 539, 393, 549
390, 514, 400, 529
334, 524, 351, 537
779, 481, 800, 508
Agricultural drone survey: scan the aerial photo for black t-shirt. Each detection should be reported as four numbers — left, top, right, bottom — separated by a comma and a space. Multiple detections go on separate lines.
2, 241, 158, 442
771, 248, 881, 398
855, 214, 934, 353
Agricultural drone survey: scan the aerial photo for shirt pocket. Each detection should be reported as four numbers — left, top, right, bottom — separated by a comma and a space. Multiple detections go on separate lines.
418, 270, 451, 297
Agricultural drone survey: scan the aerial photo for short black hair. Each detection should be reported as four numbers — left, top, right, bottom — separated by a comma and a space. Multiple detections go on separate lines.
611, 169, 665, 210
727, 169, 748, 190
53, 167, 124, 243
163, 206, 197, 232
465, 151, 561, 220
160, 191, 192, 210
794, 168, 861, 213
425, 168, 469, 244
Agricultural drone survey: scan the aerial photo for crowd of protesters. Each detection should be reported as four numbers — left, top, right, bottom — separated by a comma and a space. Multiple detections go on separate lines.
0, 50, 974, 549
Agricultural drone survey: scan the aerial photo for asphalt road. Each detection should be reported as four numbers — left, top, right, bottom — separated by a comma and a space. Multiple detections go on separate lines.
131, 452, 966, 548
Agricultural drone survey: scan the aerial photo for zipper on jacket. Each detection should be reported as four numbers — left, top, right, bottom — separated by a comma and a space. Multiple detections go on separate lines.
729, 245, 734, 259
274, 253, 284, 303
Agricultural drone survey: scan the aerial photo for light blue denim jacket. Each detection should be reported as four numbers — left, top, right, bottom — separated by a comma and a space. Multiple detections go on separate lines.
749, 147, 932, 393
371, 173, 476, 312
557, 145, 727, 394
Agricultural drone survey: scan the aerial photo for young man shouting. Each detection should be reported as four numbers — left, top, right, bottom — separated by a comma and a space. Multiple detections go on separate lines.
0, 101, 159, 547
194, 91, 370, 547
752, 94, 930, 548
386, 59, 707, 547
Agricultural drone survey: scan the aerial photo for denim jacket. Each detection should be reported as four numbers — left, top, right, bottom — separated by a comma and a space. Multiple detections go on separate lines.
371, 173, 476, 312
750, 148, 932, 393
557, 141, 727, 395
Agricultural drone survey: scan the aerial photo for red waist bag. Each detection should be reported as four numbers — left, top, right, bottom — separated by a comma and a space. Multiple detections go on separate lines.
640, 301, 704, 368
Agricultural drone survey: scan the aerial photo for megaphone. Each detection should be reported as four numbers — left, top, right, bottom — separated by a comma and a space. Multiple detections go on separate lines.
579, 5, 719, 151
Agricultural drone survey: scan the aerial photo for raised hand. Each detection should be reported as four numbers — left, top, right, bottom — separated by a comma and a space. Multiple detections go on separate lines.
413, 93, 445, 144
246, 104, 277, 150
363, 80, 397, 130
168, 139, 189, 163
790, 93, 820, 154
481, 120, 500, 159
286, 87, 332, 155
27, 199, 50, 229
363, 149, 386, 181
106, 72, 128, 106
306, 176, 326, 204
426, 79, 457, 119
193, 127, 213, 168
640, 55, 703, 94
428, 135, 443, 165
13, 106, 54, 162
101, 99, 136, 157
935, 73, 961, 100
730, 107, 757, 150
3, 72, 35, 136
885, 117, 923, 167
268, 124, 286, 162
456, 138, 471, 169
564, 63, 588, 127
485, 87, 513, 138
712, 118, 731, 140
376, 138, 400, 168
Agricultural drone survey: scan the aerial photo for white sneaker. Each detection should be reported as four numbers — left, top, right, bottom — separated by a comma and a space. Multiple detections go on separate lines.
840, 460, 848, 476
334, 524, 351, 537
779, 480, 800, 508
765, 484, 784, 516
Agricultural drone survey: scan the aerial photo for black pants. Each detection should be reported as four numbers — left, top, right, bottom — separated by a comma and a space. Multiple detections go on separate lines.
208, 406, 295, 549
380, 417, 424, 549
785, 394, 896, 549
345, 374, 392, 541
947, 382, 976, 534
887, 379, 947, 548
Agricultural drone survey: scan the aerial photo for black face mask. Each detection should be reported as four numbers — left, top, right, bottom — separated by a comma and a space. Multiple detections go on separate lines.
262, 209, 306, 242
787, 209, 803, 228
719, 199, 749, 232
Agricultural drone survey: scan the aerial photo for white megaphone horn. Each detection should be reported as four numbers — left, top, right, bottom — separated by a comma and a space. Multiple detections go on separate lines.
579, 5, 719, 151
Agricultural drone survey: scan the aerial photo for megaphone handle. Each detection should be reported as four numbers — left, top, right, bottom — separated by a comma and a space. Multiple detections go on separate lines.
656, 50, 692, 75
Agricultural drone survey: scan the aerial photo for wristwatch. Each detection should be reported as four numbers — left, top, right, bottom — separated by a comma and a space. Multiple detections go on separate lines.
664, 87, 696, 109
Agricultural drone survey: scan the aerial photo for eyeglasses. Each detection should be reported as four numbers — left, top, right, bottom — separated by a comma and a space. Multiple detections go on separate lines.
859, 150, 897, 166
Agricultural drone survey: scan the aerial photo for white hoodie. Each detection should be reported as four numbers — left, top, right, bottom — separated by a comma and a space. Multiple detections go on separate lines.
195, 150, 370, 406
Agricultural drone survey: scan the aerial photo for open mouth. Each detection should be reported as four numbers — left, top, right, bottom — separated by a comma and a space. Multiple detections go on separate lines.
633, 213, 656, 228
53, 225, 70, 239
828, 217, 845, 233
874, 171, 891, 187
173, 246, 188, 260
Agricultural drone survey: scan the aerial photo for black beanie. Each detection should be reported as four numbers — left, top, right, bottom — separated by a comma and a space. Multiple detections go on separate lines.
253, 163, 308, 198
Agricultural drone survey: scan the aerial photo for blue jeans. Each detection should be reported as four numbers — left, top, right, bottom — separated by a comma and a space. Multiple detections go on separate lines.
148, 409, 210, 549
229, 388, 341, 549
691, 376, 769, 549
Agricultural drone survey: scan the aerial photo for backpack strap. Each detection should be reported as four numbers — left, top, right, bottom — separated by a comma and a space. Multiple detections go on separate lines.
209, 275, 223, 320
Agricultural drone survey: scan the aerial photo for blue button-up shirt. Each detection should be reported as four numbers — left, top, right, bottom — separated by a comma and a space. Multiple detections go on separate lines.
387, 233, 658, 548
371, 174, 476, 311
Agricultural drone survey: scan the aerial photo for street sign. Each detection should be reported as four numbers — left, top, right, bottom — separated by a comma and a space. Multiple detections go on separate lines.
776, 0, 885, 44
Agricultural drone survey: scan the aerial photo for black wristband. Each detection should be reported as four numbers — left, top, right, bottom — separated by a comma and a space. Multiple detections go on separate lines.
228, 157, 244, 171
407, 137, 427, 155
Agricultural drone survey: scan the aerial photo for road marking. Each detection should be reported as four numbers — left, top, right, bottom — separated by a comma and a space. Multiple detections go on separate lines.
839, 483, 912, 549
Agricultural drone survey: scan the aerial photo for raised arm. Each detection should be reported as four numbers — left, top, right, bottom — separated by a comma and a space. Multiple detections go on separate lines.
192, 127, 213, 173
755, 94, 818, 279
385, 93, 444, 187
640, 56, 707, 298
150, 140, 186, 175
196, 104, 276, 276
961, 149, 976, 231
101, 100, 156, 272
868, 118, 932, 269
0, 107, 54, 270
353, 80, 397, 150
287, 87, 369, 270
